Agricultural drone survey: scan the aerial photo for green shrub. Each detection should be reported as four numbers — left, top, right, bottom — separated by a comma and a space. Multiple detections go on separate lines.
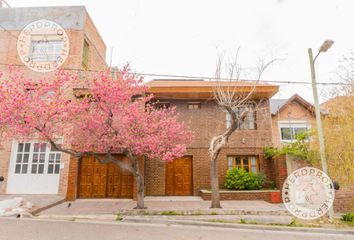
341, 213, 354, 222
263, 179, 277, 189
263, 131, 319, 163
264, 147, 278, 159
224, 168, 265, 190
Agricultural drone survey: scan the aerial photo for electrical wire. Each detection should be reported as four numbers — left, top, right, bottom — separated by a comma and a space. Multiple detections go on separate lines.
0, 23, 352, 86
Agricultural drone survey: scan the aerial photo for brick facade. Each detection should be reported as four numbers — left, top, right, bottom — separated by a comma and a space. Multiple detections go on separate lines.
0, 6, 106, 196
144, 99, 275, 196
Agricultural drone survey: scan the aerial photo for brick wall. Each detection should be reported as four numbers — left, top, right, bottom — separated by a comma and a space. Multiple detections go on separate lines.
0, 141, 13, 194
66, 157, 79, 201
145, 159, 166, 196
144, 148, 275, 196
272, 155, 288, 190
144, 99, 275, 196
172, 100, 273, 149
333, 185, 354, 213
200, 189, 282, 203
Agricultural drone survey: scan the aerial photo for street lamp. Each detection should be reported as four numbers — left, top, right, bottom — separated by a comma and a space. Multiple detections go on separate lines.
308, 39, 334, 221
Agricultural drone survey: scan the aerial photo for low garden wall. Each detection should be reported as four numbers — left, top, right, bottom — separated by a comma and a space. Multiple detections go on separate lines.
200, 189, 282, 203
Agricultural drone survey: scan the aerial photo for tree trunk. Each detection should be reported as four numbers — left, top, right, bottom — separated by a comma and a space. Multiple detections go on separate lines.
210, 154, 221, 208
128, 154, 145, 209
135, 170, 145, 209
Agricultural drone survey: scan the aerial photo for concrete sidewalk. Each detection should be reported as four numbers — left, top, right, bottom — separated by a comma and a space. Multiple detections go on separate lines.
0, 194, 65, 215
39, 196, 289, 216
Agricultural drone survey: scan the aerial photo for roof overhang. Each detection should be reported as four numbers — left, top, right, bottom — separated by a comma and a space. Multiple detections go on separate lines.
146, 80, 279, 100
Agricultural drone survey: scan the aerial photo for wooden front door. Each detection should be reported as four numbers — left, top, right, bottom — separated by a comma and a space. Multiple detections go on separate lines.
78, 156, 133, 198
165, 156, 193, 196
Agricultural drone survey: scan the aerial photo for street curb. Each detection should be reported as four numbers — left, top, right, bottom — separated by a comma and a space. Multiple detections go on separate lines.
37, 214, 117, 221
117, 209, 291, 216
122, 217, 354, 235
30, 198, 66, 216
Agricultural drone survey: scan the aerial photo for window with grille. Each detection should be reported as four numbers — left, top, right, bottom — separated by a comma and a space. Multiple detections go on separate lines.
48, 152, 61, 174
14, 142, 62, 175
30, 35, 64, 62
31, 143, 46, 174
227, 155, 259, 173
15, 143, 31, 174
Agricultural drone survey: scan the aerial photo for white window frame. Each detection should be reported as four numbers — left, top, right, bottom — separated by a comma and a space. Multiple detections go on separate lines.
278, 121, 311, 142
30, 34, 64, 62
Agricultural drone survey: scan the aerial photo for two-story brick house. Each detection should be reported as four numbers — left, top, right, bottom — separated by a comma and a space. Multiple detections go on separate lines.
143, 80, 279, 196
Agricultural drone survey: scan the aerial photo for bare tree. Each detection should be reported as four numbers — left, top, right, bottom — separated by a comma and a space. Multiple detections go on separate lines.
336, 51, 354, 96
209, 50, 276, 208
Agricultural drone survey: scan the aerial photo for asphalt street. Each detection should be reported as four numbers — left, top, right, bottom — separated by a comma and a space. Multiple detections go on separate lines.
0, 218, 353, 240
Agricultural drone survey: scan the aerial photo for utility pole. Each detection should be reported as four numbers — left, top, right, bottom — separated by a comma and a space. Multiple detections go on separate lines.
308, 39, 334, 221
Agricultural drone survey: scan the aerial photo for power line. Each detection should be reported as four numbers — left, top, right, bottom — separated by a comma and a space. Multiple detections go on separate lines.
0, 62, 351, 86
130, 72, 352, 86
0, 23, 352, 87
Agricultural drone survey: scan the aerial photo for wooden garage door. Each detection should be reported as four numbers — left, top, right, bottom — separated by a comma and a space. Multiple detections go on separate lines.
78, 156, 133, 198
166, 156, 193, 196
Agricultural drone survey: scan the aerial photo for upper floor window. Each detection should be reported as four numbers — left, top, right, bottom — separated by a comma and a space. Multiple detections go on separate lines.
155, 101, 170, 109
82, 39, 89, 70
227, 155, 259, 173
279, 121, 310, 142
187, 102, 201, 110
226, 104, 256, 130
30, 36, 64, 62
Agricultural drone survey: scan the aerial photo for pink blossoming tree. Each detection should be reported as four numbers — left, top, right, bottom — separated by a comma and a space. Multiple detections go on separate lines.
0, 66, 193, 209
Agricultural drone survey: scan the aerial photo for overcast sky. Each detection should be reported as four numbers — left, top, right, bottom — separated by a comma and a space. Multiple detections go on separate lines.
6, 0, 354, 102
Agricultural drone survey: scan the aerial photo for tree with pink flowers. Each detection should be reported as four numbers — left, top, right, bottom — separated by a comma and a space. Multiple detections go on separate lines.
0, 66, 193, 209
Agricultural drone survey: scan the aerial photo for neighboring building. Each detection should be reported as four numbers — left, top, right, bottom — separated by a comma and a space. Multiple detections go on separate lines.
0, 6, 107, 195
270, 94, 316, 148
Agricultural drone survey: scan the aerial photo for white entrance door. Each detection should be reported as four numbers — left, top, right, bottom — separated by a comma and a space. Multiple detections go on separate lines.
7, 140, 61, 194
